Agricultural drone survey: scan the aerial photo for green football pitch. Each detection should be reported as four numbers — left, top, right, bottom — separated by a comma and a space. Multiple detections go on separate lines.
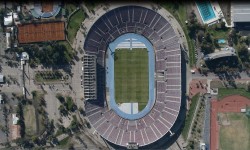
114, 48, 149, 111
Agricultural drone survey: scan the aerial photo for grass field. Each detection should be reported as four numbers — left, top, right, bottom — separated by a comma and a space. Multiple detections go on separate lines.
114, 48, 148, 111
218, 88, 250, 100
182, 93, 200, 139
24, 105, 37, 136
219, 113, 250, 150
67, 9, 85, 43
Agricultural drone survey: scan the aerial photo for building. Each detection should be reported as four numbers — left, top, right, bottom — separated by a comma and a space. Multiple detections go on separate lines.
12, 114, 19, 125
10, 114, 21, 140
0, 74, 4, 83
21, 52, 29, 61
6, 32, 11, 49
0, 94, 3, 104
82, 54, 97, 100
204, 47, 236, 61
4, 12, 13, 26
231, 2, 250, 28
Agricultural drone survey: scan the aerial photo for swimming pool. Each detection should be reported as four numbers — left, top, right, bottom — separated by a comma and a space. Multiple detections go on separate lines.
196, 1, 216, 22
218, 39, 226, 44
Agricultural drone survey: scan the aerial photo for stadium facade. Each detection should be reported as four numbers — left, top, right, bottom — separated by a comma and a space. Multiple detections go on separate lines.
84, 5, 182, 148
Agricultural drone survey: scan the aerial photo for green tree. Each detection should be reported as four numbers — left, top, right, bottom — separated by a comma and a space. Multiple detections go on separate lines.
236, 42, 248, 57
201, 41, 214, 54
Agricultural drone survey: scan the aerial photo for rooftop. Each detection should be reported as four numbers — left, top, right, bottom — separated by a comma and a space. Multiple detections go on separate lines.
232, 2, 250, 22
0, 74, 4, 83
204, 47, 236, 61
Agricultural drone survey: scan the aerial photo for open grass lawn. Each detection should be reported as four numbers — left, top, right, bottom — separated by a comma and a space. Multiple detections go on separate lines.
182, 93, 200, 139
207, 25, 230, 39
24, 105, 36, 136
218, 88, 250, 100
58, 136, 71, 148
67, 9, 85, 43
219, 113, 250, 150
114, 48, 148, 111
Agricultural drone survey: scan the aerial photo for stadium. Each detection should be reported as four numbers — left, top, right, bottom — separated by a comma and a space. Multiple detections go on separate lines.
83, 5, 184, 149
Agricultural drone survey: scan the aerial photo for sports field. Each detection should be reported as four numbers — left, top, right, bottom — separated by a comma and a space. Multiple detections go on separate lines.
219, 113, 250, 150
114, 48, 148, 111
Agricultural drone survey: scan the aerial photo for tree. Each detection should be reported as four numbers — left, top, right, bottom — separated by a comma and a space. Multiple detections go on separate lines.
59, 105, 68, 116
201, 41, 214, 54
220, 21, 226, 30
197, 30, 205, 43
236, 43, 248, 58
56, 94, 65, 103
228, 29, 238, 45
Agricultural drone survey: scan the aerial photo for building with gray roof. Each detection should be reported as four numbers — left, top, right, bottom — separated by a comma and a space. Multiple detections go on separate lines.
231, 2, 250, 28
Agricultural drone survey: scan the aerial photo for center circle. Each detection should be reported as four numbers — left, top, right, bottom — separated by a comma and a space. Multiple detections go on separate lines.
106, 33, 156, 120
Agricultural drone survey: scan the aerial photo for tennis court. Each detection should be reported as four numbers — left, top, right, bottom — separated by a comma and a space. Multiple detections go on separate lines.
18, 22, 65, 44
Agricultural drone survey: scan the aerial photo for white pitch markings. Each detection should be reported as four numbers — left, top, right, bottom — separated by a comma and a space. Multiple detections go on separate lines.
144, 128, 150, 144
165, 106, 179, 113
149, 14, 157, 27
107, 126, 114, 139
88, 109, 101, 118
150, 125, 158, 139
115, 129, 120, 144
114, 11, 120, 24
119, 130, 125, 145
159, 26, 171, 36
129, 131, 132, 142
118, 118, 122, 126
158, 118, 170, 130
143, 10, 148, 23
95, 118, 107, 130
166, 88, 181, 91
164, 99, 181, 103
133, 131, 135, 142
87, 107, 101, 117
165, 95, 180, 99
142, 118, 148, 127
160, 115, 173, 126
166, 66, 181, 69
163, 109, 177, 117
148, 114, 155, 121
103, 124, 112, 137
153, 123, 162, 136
162, 35, 177, 43
152, 16, 161, 29
165, 77, 181, 79
157, 23, 168, 34
140, 130, 145, 145
166, 53, 181, 57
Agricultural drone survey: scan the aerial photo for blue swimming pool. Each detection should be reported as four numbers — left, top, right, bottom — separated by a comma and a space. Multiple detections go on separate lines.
218, 39, 226, 44
196, 1, 216, 22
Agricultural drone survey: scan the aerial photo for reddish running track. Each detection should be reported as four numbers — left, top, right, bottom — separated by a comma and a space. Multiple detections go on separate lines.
210, 95, 250, 150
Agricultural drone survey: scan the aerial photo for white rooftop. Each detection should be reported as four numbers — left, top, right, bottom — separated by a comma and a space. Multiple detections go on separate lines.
0, 74, 4, 83
12, 114, 19, 125
232, 2, 250, 22
4, 12, 13, 26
